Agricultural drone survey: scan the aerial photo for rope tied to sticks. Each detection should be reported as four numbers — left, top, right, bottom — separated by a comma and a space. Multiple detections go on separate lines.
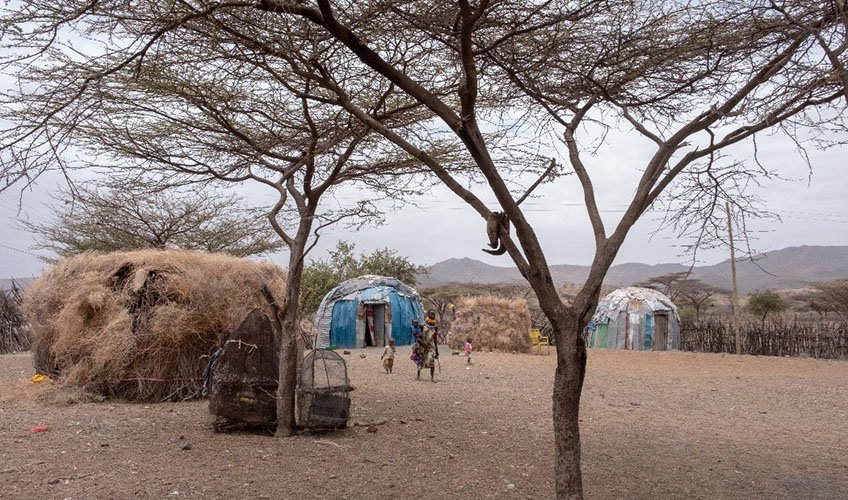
224, 339, 259, 353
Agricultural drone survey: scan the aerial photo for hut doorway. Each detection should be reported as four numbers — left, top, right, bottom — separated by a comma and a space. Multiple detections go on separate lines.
363, 302, 387, 347
626, 310, 641, 350
653, 312, 669, 350
595, 321, 609, 348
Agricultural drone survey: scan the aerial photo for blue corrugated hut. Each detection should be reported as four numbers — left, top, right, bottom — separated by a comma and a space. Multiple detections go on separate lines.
313, 276, 423, 349
587, 287, 680, 351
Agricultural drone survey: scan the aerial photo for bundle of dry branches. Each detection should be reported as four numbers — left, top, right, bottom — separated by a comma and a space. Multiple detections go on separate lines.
21, 250, 286, 402
448, 295, 532, 353
0, 283, 28, 353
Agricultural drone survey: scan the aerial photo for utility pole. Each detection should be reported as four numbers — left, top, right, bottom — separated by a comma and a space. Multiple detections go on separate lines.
726, 202, 741, 355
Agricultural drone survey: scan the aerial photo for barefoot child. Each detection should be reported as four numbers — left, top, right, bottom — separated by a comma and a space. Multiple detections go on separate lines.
465, 337, 473, 365
381, 339, 396, 373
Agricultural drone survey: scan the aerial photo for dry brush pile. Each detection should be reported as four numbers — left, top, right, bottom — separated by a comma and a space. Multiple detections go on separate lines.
1, 283, 28, 354
22, 250, 286, 401
447, 295, 532, 353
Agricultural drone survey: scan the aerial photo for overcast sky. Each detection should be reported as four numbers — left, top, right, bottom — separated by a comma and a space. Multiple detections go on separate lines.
2, 126, 845, 280
2, 8, 846, 281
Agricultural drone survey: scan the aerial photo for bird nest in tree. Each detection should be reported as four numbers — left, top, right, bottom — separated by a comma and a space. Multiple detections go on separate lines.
21, 250, 286, 402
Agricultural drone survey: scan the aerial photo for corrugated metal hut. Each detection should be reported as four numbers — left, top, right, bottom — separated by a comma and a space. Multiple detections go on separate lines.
588, 287, 680, 351
313, 275, 423, 349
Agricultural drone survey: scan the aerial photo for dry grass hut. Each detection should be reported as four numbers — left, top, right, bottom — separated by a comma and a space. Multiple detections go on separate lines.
448, 295, 532, 353
22, 250, 286, 402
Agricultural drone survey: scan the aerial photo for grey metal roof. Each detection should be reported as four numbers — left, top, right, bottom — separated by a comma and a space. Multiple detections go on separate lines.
592, 286, 680, 323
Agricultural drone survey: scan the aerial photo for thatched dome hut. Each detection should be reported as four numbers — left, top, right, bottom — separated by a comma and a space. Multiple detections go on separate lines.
588, 287, 680, 350
22, 250, 286, 401
313, 275, 423, 349
448, 295, 532, 353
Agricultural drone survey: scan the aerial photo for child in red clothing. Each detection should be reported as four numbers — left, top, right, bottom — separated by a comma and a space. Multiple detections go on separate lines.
465, 337, 473, 365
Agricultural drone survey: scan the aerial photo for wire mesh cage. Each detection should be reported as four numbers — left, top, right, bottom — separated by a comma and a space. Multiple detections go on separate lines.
297, 349, 352, 429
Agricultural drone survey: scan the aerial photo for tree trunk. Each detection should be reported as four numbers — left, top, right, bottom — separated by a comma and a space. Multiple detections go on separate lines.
274, 218, 313, 437
727, 202, 741, 355
274, 283, 301, 436
550, 309, 588, 499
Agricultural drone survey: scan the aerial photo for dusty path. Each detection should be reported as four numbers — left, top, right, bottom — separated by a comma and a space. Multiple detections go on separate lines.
1, 348, 846, 499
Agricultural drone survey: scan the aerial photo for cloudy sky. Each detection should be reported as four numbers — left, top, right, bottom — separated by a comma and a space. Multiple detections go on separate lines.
2, 4, 846, 282
1, 126, 845, 280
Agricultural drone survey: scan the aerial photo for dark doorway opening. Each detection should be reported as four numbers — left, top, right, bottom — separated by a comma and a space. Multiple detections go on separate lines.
364, 306, 374, 347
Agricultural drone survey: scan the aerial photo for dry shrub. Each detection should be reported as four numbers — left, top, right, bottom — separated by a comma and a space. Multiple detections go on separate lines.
21, 250, 286, 402
448, 295, 532, 353
0, 283, 28, 353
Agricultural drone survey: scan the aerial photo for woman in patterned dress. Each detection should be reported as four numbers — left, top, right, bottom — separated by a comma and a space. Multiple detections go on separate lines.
413, 314, 437, 382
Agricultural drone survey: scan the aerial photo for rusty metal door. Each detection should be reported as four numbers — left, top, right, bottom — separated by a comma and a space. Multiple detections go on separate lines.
653, 313, 669, 351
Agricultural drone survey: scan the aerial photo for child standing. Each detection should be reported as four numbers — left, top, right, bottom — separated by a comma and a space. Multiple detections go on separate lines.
465, 337, 473, 365
381, 339, 396, 373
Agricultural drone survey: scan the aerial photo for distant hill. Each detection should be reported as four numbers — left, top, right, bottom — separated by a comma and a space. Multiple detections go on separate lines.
693, 245, 848, 292
418, 245, 848, 294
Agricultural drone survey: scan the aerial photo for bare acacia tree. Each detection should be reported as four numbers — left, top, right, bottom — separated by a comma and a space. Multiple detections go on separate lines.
807, 277, 848, 320
677, 279, 725, 320
768, 0, 848, 106
22, 182, 285, 260
636, 272, 690, 301
245, 2, 846, 496
0, 4, 438, 435
2, 1, 847, 498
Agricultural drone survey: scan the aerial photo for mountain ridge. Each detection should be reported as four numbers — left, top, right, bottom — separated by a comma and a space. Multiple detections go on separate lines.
418, 245, 848, 293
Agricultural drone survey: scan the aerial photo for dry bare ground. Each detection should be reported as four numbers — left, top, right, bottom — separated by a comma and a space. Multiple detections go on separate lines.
1, 347, 846, 499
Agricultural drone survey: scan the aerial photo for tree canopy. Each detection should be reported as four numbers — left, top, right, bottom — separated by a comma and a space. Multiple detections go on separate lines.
23, 183, 284, 260
677, 279, 725, 320
300, 241, 427, 314
746, 290, 787, 325
805, 277, 848, 320
636, 272, 691, 301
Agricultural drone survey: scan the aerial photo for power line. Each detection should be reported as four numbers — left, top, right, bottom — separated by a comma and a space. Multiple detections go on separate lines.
781, 209, 848, 219
382, 203, 848, 221
0, 198, 54, 225
0, 242, 48, 260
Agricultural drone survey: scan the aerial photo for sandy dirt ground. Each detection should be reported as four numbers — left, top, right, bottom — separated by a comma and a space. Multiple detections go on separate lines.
1, 347, 846, 500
